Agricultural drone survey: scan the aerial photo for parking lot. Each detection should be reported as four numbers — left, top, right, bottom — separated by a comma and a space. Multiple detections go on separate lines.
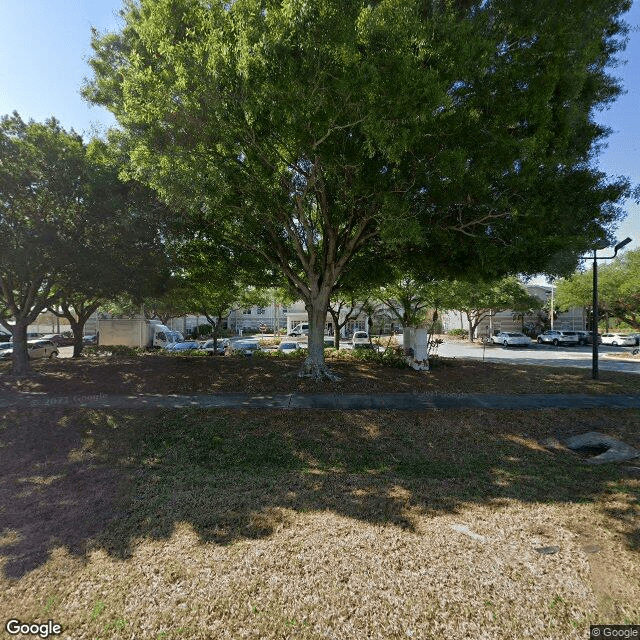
436, 338, 640, 374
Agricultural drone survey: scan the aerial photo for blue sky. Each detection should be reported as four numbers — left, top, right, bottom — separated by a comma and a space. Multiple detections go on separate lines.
0, 0, 639, 253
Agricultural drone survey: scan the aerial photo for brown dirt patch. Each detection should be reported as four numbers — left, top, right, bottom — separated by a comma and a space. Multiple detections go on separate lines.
1, 352, 640, 396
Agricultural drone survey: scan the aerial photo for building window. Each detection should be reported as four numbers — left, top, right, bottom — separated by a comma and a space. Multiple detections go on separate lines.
243, 308, 252, 315
257, 307, 265, 315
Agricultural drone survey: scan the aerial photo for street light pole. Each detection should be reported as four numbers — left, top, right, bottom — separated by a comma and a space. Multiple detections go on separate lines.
584, 237, 632, 380
592, 250, 599, 379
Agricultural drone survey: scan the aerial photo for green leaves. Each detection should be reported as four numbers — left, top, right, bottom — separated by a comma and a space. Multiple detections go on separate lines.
83, 0, 632, 370
555, 248, 640, 329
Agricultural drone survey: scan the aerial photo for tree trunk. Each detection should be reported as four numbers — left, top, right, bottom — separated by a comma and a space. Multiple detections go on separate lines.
466, 312, 475, 342
71, 321, 85, 358
299, 291, 338, 381
11, 321, 30, 376
328, 308, 341, 349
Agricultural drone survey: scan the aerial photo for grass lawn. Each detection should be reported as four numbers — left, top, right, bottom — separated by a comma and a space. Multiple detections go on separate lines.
1, 406, 639, 639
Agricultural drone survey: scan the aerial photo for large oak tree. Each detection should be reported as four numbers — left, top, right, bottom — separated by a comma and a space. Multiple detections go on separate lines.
85, 0, 630, 379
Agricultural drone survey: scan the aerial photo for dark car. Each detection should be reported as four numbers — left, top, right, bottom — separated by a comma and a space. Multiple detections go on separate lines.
42, 332, 75, 346
199, 338, 230, 355
163, 341, 200, 352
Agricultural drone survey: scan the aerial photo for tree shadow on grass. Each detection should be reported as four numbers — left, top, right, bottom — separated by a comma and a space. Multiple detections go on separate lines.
0, 407, 638, 578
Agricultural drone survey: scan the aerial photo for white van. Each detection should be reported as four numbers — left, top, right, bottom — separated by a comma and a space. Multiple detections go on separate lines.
289, 323, 309, 336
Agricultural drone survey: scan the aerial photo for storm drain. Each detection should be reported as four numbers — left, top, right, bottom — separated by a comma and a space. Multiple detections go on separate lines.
565, 432, 640, 464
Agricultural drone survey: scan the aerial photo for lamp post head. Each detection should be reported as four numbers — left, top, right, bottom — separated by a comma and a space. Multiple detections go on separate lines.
613, 237, 632, 255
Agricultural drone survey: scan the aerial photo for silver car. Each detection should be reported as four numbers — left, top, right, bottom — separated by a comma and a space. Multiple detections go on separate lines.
199, 338, 230, 355
278, 340, 301, 354
0, 340, 59, 360
28, 340, 59, 359
600, 333, 636, 346
491, 331, 530, 347
536, 330, 579, 346
0, 342, 13, 359
232, 339, 261, 355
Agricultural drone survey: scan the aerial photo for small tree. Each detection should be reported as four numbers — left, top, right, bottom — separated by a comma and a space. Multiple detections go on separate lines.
328, 295, 367, 349
555, 248, 640, 331
49, 138, 171, 357
449, 278, 541, 341
378, 275, 451, 329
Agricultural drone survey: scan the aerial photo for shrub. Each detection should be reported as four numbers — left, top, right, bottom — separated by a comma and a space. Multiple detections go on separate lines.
325, 347, 408, 369
84, 345, 142, 357
448, 328, 468, 338
254, 348, 305, 358
192, 324, 213, 337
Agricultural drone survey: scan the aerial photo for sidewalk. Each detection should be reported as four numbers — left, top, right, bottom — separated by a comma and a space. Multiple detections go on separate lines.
3, 392, 640, 410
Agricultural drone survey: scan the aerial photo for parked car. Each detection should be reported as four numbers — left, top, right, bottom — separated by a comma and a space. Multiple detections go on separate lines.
278, 340, 301, 354
29, 340, 59, 359
163, 340, 200, 352
232, 339, 261, 356
352, 331, 369, 346
627, 333, 640, 346
0, 331, 12, 342
41, 332, 75, 346
561, 330, 602, 345
199, 338, 230, 355
0, 340, 59, 360
83, 334, 97, 344
600, 333, 637, 346
0, 342, 14, 358
536, 330, 579, 346
288, 323, 309, 336
491, 331, 531, 347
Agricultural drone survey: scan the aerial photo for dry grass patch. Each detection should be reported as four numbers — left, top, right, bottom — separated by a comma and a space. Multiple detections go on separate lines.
1, 408, 639, 639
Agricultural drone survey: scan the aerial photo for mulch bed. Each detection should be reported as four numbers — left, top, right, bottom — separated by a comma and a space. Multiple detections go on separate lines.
1, 352, 640, 396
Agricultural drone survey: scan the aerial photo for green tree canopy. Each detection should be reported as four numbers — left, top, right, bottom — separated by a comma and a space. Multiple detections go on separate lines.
0, 114, 90, 373
555, 248, 640, 329
447, 277, 541, 341
85, 0, 630, 378
51, 136, 172, 357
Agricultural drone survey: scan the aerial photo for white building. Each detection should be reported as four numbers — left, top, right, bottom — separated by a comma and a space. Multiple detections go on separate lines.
227, 300, 369, 336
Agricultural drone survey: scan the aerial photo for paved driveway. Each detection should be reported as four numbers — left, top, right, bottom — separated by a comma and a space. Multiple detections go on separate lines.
436, 340, 640, 375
